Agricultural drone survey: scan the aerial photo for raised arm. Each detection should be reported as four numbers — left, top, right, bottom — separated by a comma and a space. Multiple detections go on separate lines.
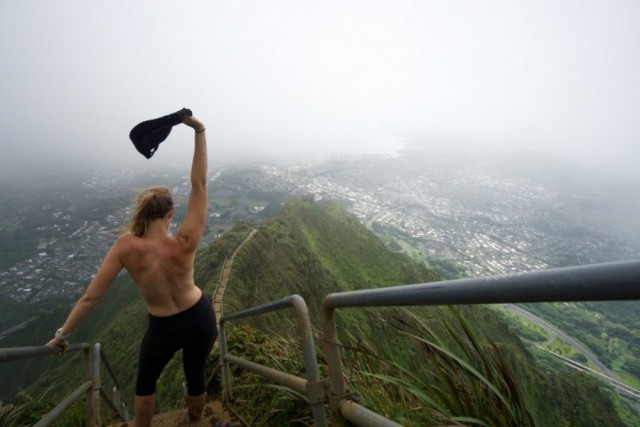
176, 116, 208, 250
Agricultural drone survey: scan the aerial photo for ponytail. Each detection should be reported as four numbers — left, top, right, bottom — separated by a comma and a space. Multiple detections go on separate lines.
129, 187, 173, 237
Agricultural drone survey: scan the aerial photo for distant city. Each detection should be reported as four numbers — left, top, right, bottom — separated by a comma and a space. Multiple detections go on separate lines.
1, 148, 639, 303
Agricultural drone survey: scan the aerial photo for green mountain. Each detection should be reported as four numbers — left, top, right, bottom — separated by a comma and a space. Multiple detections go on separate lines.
2, 199, 637, 426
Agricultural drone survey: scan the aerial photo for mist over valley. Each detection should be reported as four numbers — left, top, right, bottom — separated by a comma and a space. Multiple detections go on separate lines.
1, 146, 638, 301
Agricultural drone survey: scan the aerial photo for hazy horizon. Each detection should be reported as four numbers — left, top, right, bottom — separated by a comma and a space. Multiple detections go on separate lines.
1, 1, 639, 181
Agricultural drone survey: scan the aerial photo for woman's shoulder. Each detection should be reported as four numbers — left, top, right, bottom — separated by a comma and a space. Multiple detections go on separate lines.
111, 233, 148, 263
114, 232, 141, 249
116, 231, 136, 241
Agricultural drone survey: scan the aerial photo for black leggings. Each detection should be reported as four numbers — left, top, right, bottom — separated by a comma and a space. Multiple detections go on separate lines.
135, 295, 217, 396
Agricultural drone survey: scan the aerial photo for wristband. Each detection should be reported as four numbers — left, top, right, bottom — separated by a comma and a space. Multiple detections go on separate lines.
195, 128, 206, 134
55, 328, 70, 340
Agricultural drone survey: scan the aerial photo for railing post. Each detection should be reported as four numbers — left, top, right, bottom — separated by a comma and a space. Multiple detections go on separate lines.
112, 385, 129, 422
219, 319, 233, 402
91, 344, 102, 426
320, 299, 348, 423
289, 295, 328, 427
83, 346, 94, 427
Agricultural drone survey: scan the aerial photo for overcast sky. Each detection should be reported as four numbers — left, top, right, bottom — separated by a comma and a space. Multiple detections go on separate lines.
1, 1, 639, 175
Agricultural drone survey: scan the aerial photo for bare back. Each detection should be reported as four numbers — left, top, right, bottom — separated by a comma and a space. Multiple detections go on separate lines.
117, 233, 202, 317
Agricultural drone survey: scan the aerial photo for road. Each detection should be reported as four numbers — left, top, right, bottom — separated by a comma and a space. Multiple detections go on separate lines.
504, 304, 640, 413
503, 304, 613, 378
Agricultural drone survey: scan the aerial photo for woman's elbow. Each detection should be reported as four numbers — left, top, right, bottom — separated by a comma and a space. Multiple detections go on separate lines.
80, 293, 101, 309
192, 178, 207, 190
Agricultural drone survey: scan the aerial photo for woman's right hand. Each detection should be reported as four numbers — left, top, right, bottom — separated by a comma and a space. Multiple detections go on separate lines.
183, 115, 205, 132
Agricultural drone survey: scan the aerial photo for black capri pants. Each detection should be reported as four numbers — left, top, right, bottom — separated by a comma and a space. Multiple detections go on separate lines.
135, 294, 217, 396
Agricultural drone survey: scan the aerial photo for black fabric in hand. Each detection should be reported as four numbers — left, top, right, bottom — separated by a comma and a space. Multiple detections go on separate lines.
129, 108, 193, 159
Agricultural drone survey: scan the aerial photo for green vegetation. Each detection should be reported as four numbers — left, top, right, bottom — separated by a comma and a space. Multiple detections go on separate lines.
1, 199, 638, 425
523, 302, 640, 379
371, 221, 467, 280
495, 308, 549, 343
547, 339, 589, 363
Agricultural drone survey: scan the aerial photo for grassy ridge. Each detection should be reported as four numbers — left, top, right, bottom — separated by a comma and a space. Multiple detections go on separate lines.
224, 200, 438, 319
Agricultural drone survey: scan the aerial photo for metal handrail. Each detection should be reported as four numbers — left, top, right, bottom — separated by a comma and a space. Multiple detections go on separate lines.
219, 294, 328, 427
0, 343, 89, 362
321, 259, 640, 426
0, 342, 129, 426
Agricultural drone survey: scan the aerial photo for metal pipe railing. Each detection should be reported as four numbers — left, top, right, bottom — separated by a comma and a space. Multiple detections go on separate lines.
339, 399, 402, 427
99, 345, 121, 390
321, 259, 640, 426
32, 380, 94, 427
220, 294, 328, 427
0, 342, 129, 425
225, 354, 307, 393
0, 343, 90, 362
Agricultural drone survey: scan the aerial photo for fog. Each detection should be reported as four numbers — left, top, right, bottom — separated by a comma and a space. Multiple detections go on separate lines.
1, 1, 639, 178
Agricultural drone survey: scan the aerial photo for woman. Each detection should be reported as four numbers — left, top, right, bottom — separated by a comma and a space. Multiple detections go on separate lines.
46, 115, 216, 425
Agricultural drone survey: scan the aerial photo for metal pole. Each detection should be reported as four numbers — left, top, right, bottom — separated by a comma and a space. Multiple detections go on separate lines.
83, 346, 94, 427
91, 344, 102, 426
224, 354, 307, 393
323, 260, 640, 309
0, 343, 90, 362
339, 399, 403, 427
320, 303, 347, 417
32, 381, 93, 427
289, 295, 328, 427
99, 347, 121, 389
219, 320, 233, 402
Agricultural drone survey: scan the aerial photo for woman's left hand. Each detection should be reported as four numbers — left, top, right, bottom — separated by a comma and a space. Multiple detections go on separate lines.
46, 337, 69, 355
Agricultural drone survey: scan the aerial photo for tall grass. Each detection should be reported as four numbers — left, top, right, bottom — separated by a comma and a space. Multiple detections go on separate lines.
0, 388, 117, 427
216, 306, 537, 426
0, 389, 54, 427
218, 324, 315, 426
339, 307, 536, 426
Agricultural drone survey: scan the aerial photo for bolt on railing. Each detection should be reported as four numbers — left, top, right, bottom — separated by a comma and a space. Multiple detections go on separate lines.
0, 342, 128, 426
219, 294, 328, 427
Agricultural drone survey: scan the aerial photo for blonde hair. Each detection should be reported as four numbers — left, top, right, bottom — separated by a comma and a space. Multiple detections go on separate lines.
129, 187, 174, 237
